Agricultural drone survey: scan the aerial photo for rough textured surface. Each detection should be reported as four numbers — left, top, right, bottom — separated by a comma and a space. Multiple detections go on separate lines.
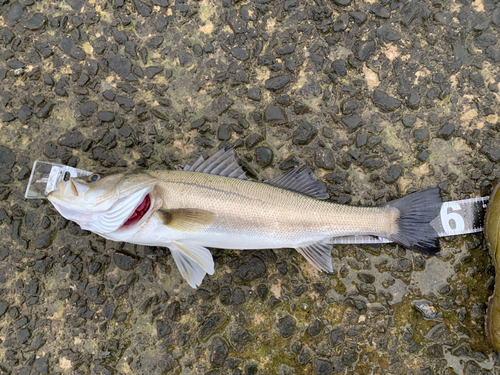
0, 0, 500, 373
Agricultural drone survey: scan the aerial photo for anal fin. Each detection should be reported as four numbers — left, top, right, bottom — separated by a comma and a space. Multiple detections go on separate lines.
168, 242, 215, 288
295, 241, 333, 273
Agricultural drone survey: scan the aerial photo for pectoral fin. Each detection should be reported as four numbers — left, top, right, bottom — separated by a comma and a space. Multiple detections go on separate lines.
168, 242, 214, 288
159, 208, 216, 233
295, 241, 333, 273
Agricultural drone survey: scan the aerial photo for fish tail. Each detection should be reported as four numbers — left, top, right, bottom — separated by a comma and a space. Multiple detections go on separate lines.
382, 187, 442, 255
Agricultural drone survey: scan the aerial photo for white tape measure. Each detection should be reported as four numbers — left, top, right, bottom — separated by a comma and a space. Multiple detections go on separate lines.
330, 197, 489, 245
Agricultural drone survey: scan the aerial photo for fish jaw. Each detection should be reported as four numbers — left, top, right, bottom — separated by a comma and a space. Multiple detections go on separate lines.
48, 175, 159, 234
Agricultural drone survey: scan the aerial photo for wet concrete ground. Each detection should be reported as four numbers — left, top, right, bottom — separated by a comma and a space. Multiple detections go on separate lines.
1, 0, 500, 373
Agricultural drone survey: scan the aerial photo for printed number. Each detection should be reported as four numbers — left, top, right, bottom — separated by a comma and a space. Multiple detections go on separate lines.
440, 202, 465, 233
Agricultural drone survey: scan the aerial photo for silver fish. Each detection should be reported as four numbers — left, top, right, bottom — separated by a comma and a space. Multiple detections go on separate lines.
48, 149, 442, 288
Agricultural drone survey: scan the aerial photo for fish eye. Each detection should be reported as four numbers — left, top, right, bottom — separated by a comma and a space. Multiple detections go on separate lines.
88, 173, 102, 183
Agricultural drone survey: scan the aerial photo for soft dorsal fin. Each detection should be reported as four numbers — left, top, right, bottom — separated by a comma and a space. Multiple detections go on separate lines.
295, 241, 334, 272
183, 148, 248, 179
266, 167, 329, 200
158, 208, 216, 233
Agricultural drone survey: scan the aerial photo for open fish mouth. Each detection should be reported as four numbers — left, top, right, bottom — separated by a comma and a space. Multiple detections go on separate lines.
120, 193, 151, 229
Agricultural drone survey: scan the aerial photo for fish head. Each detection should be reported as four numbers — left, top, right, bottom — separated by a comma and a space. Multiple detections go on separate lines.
48, 171, 159, 234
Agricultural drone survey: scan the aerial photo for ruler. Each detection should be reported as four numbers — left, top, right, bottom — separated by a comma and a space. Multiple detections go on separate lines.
25, 162, 490, 244
330, 197, 489, 245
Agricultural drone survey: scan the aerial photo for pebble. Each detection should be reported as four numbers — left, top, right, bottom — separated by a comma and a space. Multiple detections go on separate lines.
372, 90, 401, 111
277, 316, 296, 338
293, 122, 318, 145
264, 105, 286, 122
238, 257, 266, 280
265, 75, 290, 91
255, 147, 273, 166
113, 252, 137, 270
231, 48, 249, 61
377, 24, 401, 42
247, 88, 261, 101
80, 102, 97, 117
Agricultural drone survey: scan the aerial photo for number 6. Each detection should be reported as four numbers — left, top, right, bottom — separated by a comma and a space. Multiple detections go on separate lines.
440, 202, 465, 233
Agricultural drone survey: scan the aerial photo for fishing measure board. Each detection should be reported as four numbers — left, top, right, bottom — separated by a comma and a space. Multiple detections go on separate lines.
25, 161, 490, 245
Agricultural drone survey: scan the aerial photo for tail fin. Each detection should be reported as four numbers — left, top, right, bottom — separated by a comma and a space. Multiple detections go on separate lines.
382, 187, 442, 255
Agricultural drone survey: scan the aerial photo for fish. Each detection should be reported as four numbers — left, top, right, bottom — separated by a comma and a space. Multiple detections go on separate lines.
48, 148, 442, 288
484, 181, 500, 352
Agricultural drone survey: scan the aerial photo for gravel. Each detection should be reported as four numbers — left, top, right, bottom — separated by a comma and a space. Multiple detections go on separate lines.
0, 0, 498, 373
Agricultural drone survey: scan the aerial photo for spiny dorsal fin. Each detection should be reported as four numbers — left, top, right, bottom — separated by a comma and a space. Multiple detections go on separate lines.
295, 241, 333, 272
266, 167, 329, 200
183, 148, 248, 179
159, 208, 216, 233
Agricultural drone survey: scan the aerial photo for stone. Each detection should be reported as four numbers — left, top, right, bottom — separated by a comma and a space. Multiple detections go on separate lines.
277, 316, 296, 337
145, 66, 163, 79
307, 319, 323, 337
0, 301, 7, 317
98, 111, 115, 122
210, 338, 228, 366
377, 24, 401, 42
480, 146, 500, 162
403, 115, 416, 127
384, 165, 402, 183
331, 59, 347, 76
315, 148, 335, 170
17, 105, 32, 124
372, 90, 400, 111
330, 328, 345, 346
0, 147, 15, 175
23, 13, 47, 30
350, 11, 366, 25
255, 147, 273, 166
238, 257, 266, 280
342, 114, 362, 132
108, 53, 132, 77
264, 106, 285, 122
407, 92, 420, 109
60, 35, 86, 60
265, 75, 290, 91
114, 252, 137, 270
413, 128, 429, 141
34, 230, 55, 249
58, 131, 84, 148
211, 96, 233, 115
293, 122, 317, 145
199, 313, 226, 340
134, 0, 152, 16
231, 48, 249, 61
80, 102, 97, 117
353, 40, 376, 61
276, 43, 296, 55
313, 358, 334, 375
36, 101, 55, 118
179, 52, 192, 66
116, 96, 135, 111
246, 133, 263, 149
371, 4, 391, 18
437, 123, 455, 140
217, 124, 232, 140
363, 157, 383, 170
247, 88, 261, 101
156, 320, 171, 338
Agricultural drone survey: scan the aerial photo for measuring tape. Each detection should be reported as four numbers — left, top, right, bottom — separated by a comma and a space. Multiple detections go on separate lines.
330, 197, 489, 245
25, 162, 490, 245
